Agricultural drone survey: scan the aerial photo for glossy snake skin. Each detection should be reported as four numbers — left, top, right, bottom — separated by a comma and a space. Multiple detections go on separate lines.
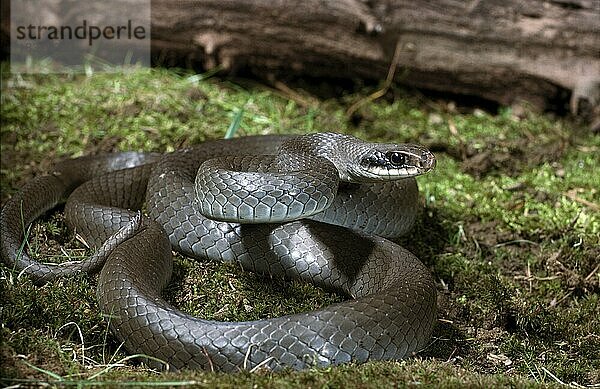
1, 133, 437, 371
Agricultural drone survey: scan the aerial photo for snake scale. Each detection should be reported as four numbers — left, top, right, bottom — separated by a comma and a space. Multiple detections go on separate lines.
1, 132, 437, 372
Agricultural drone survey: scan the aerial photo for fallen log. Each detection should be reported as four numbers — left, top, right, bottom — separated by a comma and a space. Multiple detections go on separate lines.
3, 0, 599, 117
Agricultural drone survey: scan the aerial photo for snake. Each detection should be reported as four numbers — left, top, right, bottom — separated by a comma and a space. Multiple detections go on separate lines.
1, 132, 437, 372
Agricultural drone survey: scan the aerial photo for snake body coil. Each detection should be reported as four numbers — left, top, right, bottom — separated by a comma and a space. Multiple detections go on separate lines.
1, 133, 437, 371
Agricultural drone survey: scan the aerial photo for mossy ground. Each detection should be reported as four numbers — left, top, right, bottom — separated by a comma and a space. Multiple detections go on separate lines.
1, 68, 598, 388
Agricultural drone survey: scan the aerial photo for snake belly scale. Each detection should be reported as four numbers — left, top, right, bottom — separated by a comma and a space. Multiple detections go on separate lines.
0, 132, 437, 371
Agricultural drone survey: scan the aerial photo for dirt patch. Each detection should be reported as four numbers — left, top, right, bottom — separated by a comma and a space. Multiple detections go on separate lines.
462, 137, 568, 177
429, 136, 570, 178
463, 220, 519, 247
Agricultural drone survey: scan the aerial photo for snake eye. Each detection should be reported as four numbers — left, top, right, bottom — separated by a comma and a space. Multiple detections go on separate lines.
387, 151, 406, 166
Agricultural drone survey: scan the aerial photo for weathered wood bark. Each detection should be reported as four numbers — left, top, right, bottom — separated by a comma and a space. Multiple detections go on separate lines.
150, 0, 599, 115
3, 0, 599, 116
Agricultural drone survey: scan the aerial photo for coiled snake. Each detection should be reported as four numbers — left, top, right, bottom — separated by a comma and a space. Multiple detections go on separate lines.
1, 132, 437, 371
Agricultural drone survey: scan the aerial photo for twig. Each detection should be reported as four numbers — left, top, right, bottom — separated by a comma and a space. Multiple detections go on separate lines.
346, 39, 403, 117
564, 190, 600, 211
201, 347, 215, 372
55, 322, 86, 367
243, 344, 255, 370
540, 366, 567, 386
493, 239, 538, 248
273, 81, 318, 108
584, 263, 600, 282
249, 357, 275, 373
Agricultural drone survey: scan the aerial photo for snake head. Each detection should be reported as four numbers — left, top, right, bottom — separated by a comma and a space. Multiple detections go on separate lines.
349, 143, 436, 182
282, 133, 436, 183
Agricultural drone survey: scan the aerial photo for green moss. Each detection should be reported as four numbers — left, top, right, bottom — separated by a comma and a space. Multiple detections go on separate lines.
1, 68, 598, 387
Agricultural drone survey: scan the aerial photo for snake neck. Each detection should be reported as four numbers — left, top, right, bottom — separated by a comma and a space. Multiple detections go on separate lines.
278, 133, 369, 182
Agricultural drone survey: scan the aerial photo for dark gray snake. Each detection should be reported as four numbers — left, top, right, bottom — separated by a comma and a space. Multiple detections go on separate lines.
1, 132, 437, 372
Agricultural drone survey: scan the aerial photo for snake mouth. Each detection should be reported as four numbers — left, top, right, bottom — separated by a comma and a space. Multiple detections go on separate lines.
419, 150, 436, 172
